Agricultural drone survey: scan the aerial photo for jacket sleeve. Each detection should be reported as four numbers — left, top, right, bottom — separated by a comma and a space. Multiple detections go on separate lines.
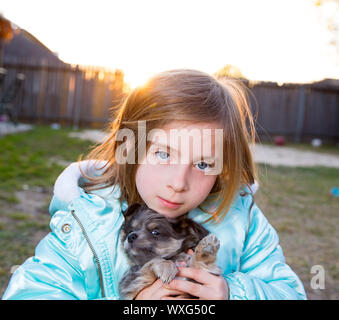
2, 229, 88, 300
224, 196, 307, 300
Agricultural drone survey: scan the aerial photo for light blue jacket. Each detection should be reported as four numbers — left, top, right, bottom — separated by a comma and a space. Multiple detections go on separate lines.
2, 162, 306, 300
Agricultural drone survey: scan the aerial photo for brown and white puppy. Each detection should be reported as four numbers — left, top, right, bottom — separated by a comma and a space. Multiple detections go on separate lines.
118, 203, 221, 300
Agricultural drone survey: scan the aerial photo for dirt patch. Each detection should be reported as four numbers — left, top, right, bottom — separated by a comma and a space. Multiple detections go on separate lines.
0, 188, 52, 227
13, 189, 52, 216
0, 122, 33, 136
252, 144, 339, 168
69, 130, 107, 143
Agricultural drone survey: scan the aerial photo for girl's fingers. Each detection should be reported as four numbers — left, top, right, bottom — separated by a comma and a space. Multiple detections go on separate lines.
161, 296, 198, 300
160, 282, 185, 297
175, 267, 218, 285
152, 279, 166, 290
163, 267, 227, 299
164, 278, 204, 298
160, 288, 185, 296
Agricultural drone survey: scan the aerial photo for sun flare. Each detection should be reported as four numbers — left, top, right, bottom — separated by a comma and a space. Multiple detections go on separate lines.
1, 0, 338, 85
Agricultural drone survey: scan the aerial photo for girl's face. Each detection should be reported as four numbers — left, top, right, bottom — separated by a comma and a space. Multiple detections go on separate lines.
135, 121, 223, 218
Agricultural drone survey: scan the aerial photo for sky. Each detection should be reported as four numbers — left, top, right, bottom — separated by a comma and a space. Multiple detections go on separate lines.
1, 0, 339, 88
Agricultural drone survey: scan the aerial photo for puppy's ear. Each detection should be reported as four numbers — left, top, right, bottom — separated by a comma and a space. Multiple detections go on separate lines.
179, 218, 209, 251
123, 203, 141, 220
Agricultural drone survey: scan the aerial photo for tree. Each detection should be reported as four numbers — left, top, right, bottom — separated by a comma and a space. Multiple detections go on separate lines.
314, 0, 339, 70
213, 64, 245, 79
0, 14, 13, 67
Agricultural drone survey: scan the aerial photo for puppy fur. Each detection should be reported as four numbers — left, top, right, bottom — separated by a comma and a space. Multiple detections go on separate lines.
118, 203, 221, 300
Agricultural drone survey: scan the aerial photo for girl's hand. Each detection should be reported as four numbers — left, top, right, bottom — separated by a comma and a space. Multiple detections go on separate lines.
161, 267, 229, 300
134, 279, 186, 300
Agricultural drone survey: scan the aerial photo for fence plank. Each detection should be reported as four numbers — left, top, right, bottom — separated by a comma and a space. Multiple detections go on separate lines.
72, 66, 83, 129
295, 85, 306, 143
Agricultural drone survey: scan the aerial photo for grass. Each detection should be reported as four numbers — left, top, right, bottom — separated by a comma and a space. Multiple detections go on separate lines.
255, 164, 339, 299
0, 125, 338, 299
0, 124, 95, 294
0, 125, 93, 194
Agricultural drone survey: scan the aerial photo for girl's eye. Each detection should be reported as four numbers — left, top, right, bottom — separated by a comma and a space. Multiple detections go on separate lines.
195, 161, 213, 172
155, 151, 170, 161
151, 229, 160, 236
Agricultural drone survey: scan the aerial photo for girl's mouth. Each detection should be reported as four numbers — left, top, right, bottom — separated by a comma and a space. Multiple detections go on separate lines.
157, 196, 182, 209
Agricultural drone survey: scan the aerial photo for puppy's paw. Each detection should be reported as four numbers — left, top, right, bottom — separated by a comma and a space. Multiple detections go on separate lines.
152, 260, 178, 283
195, 234, 220, 258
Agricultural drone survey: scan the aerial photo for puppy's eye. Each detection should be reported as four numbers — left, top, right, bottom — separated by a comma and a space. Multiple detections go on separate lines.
151, 229, 160, 236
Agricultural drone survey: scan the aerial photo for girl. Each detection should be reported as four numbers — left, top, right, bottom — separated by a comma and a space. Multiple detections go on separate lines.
2, 69, 306, 300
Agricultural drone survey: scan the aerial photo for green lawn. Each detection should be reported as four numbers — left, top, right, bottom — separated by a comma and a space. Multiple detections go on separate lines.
0, 125, 338, 299
0, 125, 94, 296
0, 125, 93, 193
255, 165, 339, 299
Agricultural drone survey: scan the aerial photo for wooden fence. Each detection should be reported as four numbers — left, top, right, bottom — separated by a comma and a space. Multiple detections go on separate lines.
1, 64, 338, 142
243, 79, 339, 143
1, 63, 125, 128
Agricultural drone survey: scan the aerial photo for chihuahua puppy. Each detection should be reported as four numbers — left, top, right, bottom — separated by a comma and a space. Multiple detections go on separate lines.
118, 203, 221, 300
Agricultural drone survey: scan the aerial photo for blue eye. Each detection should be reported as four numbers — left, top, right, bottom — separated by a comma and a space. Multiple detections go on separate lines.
195, 161, 212, 171
155, 151, 170, 160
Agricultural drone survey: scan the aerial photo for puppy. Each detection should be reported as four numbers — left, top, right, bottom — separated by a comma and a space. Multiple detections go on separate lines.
118, 203, 221, 300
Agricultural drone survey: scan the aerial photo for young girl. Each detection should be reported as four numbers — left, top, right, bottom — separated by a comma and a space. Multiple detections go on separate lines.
2, 69, 306, 300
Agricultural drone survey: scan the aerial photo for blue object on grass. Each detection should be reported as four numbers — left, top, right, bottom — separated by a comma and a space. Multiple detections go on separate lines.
331, 187, 339, 197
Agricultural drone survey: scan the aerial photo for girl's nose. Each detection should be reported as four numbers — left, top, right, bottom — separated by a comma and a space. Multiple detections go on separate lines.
167, 165, 189, 192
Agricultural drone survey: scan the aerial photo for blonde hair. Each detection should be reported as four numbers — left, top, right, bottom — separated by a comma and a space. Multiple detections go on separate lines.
79, 69, 257, 224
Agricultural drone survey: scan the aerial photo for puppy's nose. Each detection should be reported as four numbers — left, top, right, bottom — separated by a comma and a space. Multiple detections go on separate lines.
127, 232, 138, 243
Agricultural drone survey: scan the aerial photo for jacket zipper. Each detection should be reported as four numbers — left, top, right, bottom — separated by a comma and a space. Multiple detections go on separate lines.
70, 210, 106, 298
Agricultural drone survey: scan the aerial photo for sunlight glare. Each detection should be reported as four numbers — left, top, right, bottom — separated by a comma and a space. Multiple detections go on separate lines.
1, 0, 338, 85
